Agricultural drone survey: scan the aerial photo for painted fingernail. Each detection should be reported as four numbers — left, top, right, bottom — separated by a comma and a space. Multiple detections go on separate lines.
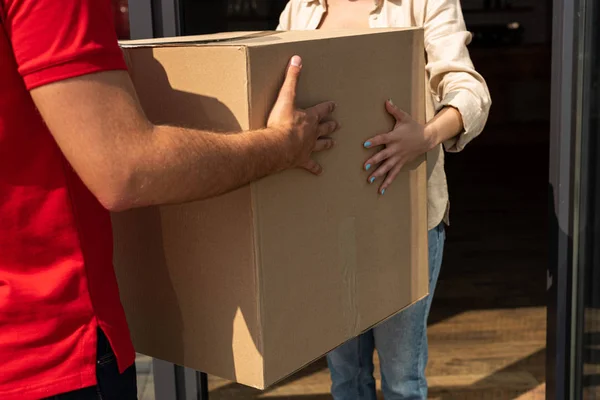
365, 164, 372, 171
364, 141, 372, 148
381, 189, 386, 195
369, 177, 376, 184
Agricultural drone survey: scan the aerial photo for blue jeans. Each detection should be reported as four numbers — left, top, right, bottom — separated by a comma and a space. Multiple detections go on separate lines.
327, 223, 446, 400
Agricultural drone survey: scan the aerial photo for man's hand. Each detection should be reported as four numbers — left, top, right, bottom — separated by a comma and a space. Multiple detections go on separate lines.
267, 56, 339, 175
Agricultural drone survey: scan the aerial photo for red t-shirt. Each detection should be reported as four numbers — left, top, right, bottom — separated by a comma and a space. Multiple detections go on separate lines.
0, 0, 135, 398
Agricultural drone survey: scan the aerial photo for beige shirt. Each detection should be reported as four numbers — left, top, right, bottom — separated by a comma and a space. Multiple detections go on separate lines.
277, 0, 491, 230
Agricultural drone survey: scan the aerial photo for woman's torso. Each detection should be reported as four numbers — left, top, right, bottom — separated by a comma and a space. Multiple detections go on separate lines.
279, 0, 450, 230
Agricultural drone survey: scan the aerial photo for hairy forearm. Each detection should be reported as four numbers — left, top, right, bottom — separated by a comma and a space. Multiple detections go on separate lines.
113, 125, 290, 210
424, 106, 464, 149
31, 65, 335, 212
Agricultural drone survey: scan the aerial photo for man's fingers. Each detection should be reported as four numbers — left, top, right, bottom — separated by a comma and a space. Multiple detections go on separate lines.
363, 133, 391, 149
317, 120, 339, 138
276, 56, 303, 108
301, 159, 323, 176
313, 138, 335, 152
307, 101, 337, 122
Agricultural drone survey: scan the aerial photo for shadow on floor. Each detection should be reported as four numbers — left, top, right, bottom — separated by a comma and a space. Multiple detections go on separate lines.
210, 349, 546, 400
430, 348, 545, 399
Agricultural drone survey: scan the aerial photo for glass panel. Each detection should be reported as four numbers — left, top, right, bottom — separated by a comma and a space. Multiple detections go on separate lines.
573, 0, 600, 396
111, 0, 130, 40
135, 354, 155, 400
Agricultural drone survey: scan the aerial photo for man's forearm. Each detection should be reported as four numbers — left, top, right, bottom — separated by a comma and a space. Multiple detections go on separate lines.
31, 61, 337, 212
113, 125, 290, 211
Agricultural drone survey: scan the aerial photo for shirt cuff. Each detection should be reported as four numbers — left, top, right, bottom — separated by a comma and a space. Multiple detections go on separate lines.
438, 90, 484, 153
22, 50, 128, 91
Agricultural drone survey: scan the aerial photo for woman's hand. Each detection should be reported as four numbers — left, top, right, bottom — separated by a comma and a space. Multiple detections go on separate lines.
363, 99, 435, 194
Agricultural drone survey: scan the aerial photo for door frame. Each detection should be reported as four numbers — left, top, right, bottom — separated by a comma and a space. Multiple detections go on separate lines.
547, 0, 596, 396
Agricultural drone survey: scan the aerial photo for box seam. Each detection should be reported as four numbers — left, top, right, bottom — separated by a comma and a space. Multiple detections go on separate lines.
245, 46, 267, 388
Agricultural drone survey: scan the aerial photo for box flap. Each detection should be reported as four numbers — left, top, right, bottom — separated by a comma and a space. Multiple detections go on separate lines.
120, 31, 276, 48
119, 28, 418, 49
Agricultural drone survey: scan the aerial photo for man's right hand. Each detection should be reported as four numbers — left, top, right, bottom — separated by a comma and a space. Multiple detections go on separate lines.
267, 56, 339, 176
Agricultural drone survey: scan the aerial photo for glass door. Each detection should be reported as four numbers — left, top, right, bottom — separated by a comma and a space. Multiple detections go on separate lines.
548, 0, 600, 397
569, 0, 600, 396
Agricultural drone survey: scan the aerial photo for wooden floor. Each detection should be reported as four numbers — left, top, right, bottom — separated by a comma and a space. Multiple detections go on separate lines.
136, 122, 550, 399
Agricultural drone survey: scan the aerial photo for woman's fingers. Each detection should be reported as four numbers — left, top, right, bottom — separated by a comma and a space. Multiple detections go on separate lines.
367, 157, 399, 185
363, 132, 391, 149
378, 163, 404, 195
364, 147, 395, 171
385, 99, 408, 122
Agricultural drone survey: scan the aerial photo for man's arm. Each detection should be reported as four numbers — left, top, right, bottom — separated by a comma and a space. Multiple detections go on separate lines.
31, 56, 339, 211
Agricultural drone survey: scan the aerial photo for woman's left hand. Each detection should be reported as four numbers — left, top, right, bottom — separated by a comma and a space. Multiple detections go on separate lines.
363, 99, 436, 194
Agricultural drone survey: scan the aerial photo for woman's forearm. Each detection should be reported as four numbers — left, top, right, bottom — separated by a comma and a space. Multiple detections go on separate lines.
424, 106, 464, 150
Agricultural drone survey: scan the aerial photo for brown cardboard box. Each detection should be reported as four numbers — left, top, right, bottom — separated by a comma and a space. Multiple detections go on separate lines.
113, 28, 428, 389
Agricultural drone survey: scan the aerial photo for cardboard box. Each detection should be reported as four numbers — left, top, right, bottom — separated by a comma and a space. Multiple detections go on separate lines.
113, 28, 428, 389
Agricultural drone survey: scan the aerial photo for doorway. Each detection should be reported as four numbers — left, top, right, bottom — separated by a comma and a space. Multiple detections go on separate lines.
117, 0, 599, 398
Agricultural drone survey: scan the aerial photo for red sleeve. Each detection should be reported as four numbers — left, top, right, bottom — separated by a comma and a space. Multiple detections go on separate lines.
1, 0, 127, 90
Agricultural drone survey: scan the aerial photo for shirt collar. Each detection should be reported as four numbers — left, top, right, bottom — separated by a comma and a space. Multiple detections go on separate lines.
300, 0, 384, 11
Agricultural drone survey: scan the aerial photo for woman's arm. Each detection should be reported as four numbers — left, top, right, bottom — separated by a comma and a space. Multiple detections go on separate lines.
363, 0, 491, 194
422, 0, 491, 151
425, 106, 464, 148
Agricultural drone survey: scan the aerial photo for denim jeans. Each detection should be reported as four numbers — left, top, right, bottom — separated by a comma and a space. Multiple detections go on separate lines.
327, 223, 446, 400
45, 329, 138, 400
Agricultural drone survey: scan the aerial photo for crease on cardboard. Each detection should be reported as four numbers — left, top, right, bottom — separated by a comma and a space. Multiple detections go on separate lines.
245, 46, 267, 388
121, 48, 134, 79
338, 217, 360, 338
